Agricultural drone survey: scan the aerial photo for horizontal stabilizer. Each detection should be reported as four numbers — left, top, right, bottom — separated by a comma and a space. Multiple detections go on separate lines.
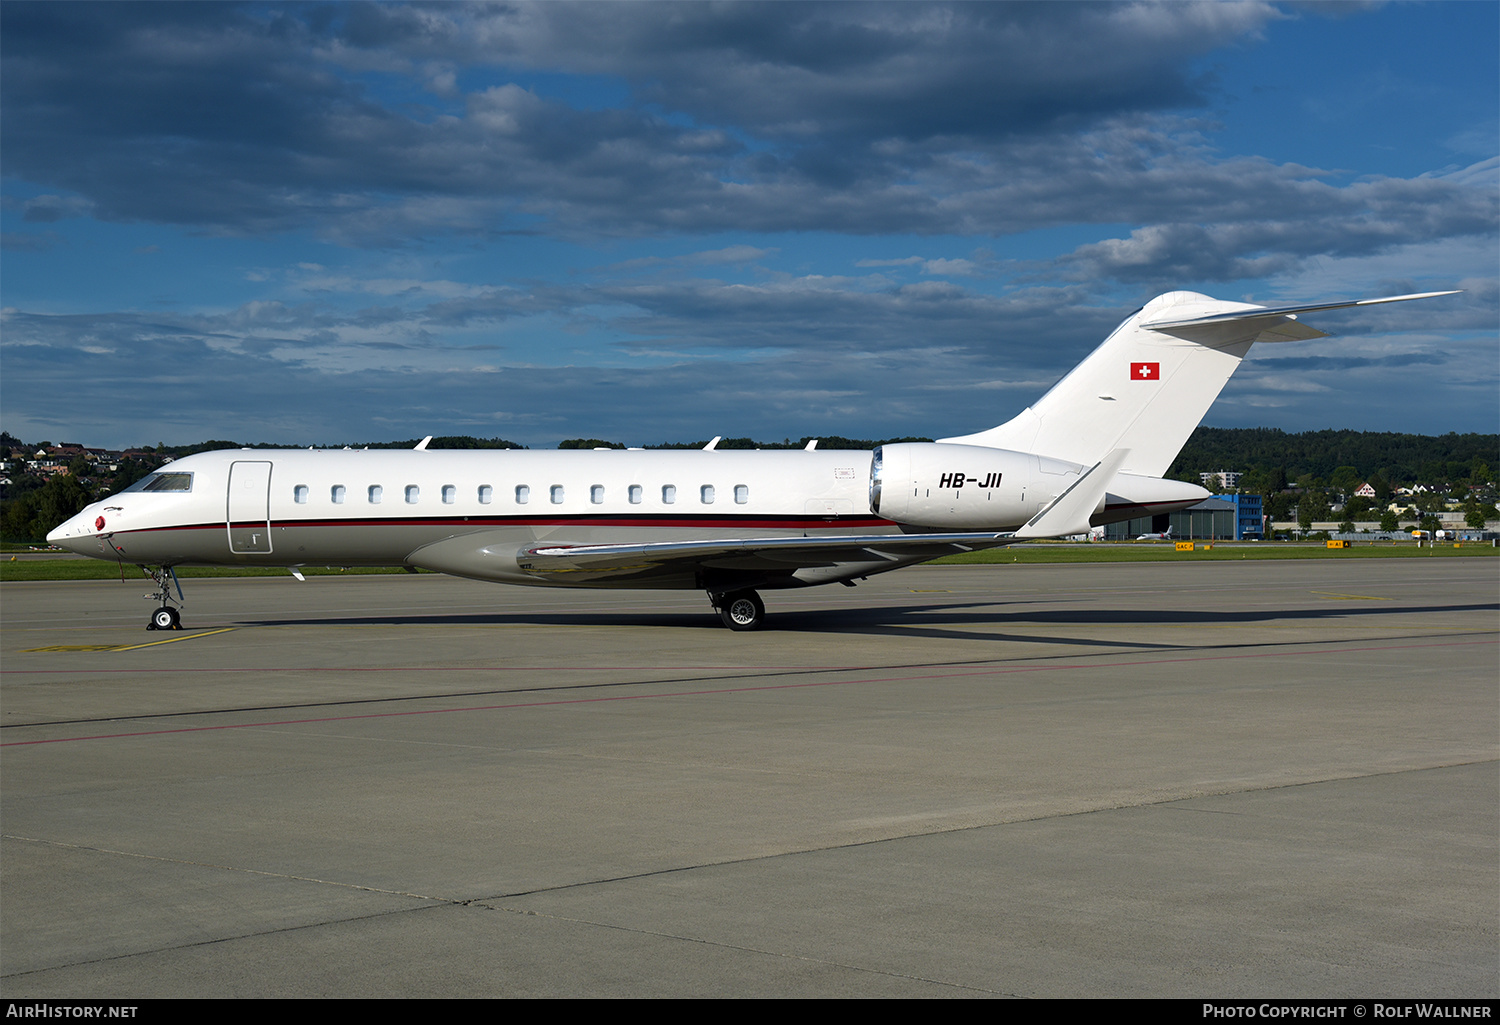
1142, 291, 1460, 331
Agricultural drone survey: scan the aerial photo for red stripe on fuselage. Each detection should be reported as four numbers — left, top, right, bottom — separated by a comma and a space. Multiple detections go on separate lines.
110, 514, 902, 536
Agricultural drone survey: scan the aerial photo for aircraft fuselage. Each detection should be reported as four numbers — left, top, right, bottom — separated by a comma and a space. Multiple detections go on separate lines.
51, 445, 1200, 588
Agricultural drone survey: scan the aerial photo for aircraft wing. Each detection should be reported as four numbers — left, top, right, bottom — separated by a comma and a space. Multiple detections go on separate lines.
517, 450, 1125, 584
411, 451, 1131, 588
514, 530, 1023, 584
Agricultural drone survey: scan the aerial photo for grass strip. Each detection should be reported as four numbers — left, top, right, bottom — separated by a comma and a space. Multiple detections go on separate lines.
2, 541, 1493, 581
0, 562, 420, 582
932, 542, 1498, 564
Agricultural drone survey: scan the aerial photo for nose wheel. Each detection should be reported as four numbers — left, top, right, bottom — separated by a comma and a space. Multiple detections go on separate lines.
142, 565, 185, 630
711, 589, 765, 631
149, 606, 182, 631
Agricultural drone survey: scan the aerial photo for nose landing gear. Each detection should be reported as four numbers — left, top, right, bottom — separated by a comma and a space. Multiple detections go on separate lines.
142, 565, 185, 630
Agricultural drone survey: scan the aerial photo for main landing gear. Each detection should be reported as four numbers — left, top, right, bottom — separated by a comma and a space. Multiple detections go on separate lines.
142, 565, 185, 631
710, 589, 765, 631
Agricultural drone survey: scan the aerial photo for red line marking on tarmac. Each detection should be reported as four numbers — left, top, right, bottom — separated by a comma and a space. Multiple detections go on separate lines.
0, 665, 854, 675
4, 638, 1493, 748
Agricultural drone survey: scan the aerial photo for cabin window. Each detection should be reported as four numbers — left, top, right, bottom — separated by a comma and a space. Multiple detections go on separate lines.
662, 484, 676, 505
405, 485, 420, 504
478, 485, 493, 505
515, 485, 529, 504
628, 484, 642, 505
550, 485, 565, 504
735, 484, 749, 504
331, 485, 346, 504
442, 485, 456, 505
368, 485, 382, 504
700, 484, 715, 504
590, 485, 605, 505
293, 485, 308, 504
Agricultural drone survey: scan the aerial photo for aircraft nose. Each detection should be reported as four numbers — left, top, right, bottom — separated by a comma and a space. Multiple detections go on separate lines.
47, 512, 96, 555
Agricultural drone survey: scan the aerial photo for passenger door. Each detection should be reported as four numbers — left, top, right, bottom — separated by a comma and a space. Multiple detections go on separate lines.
227, 460, 273, 554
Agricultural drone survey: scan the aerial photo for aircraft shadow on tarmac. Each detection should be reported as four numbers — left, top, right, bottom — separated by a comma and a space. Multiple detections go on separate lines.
237, 599, 1498, 650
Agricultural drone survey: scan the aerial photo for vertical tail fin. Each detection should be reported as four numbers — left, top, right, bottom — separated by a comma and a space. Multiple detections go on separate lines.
940, 290, 1458, 478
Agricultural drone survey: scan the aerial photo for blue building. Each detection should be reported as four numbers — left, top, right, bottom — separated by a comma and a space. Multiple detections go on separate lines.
1214, 492, 1263, 539
1103, 493, 1263, 540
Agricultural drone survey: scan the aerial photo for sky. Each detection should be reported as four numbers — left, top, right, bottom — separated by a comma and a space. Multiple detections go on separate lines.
1, 0, 1495, 450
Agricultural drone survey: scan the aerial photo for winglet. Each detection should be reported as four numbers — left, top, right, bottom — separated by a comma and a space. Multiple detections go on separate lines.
1014, 448, 1130, 539
414, 436, 433, 451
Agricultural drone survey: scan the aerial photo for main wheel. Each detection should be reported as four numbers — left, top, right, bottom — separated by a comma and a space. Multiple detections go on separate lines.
150, 607, 176, 631
717, 590, 765, 631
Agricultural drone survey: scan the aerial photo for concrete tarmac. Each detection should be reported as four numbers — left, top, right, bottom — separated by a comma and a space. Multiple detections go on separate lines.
2, 559, 1496, 997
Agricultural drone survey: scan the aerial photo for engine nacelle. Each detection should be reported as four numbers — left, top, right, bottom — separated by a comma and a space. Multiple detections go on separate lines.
871, 443, 1090, 530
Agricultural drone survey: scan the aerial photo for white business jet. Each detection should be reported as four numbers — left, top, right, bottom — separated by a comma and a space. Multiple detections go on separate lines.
48, 289, 1456, 631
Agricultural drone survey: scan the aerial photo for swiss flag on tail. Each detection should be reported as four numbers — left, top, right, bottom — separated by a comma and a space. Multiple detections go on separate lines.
1131, 362, 1159, 381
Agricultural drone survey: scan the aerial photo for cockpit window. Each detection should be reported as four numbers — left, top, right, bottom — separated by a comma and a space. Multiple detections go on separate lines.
122, 472, 194, 493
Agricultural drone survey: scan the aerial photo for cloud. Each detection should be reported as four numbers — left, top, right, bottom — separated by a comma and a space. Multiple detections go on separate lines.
3, 259, 1490, 450
1056, 158, 1497, 285
855, 256, 987, 277
1, 3, 1492, 445
343, 1, 1282, 143
681, 245, 776, 266
0, 273, 1124, 447
0, 2, 1278, 243
2, 0, 1489, 273
856, 257, 926, 268
20, 194, 94, 222
1, 231, 61, 252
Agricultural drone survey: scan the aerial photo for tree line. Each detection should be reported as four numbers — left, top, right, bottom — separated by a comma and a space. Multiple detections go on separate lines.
1167, 427, 1495, 491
